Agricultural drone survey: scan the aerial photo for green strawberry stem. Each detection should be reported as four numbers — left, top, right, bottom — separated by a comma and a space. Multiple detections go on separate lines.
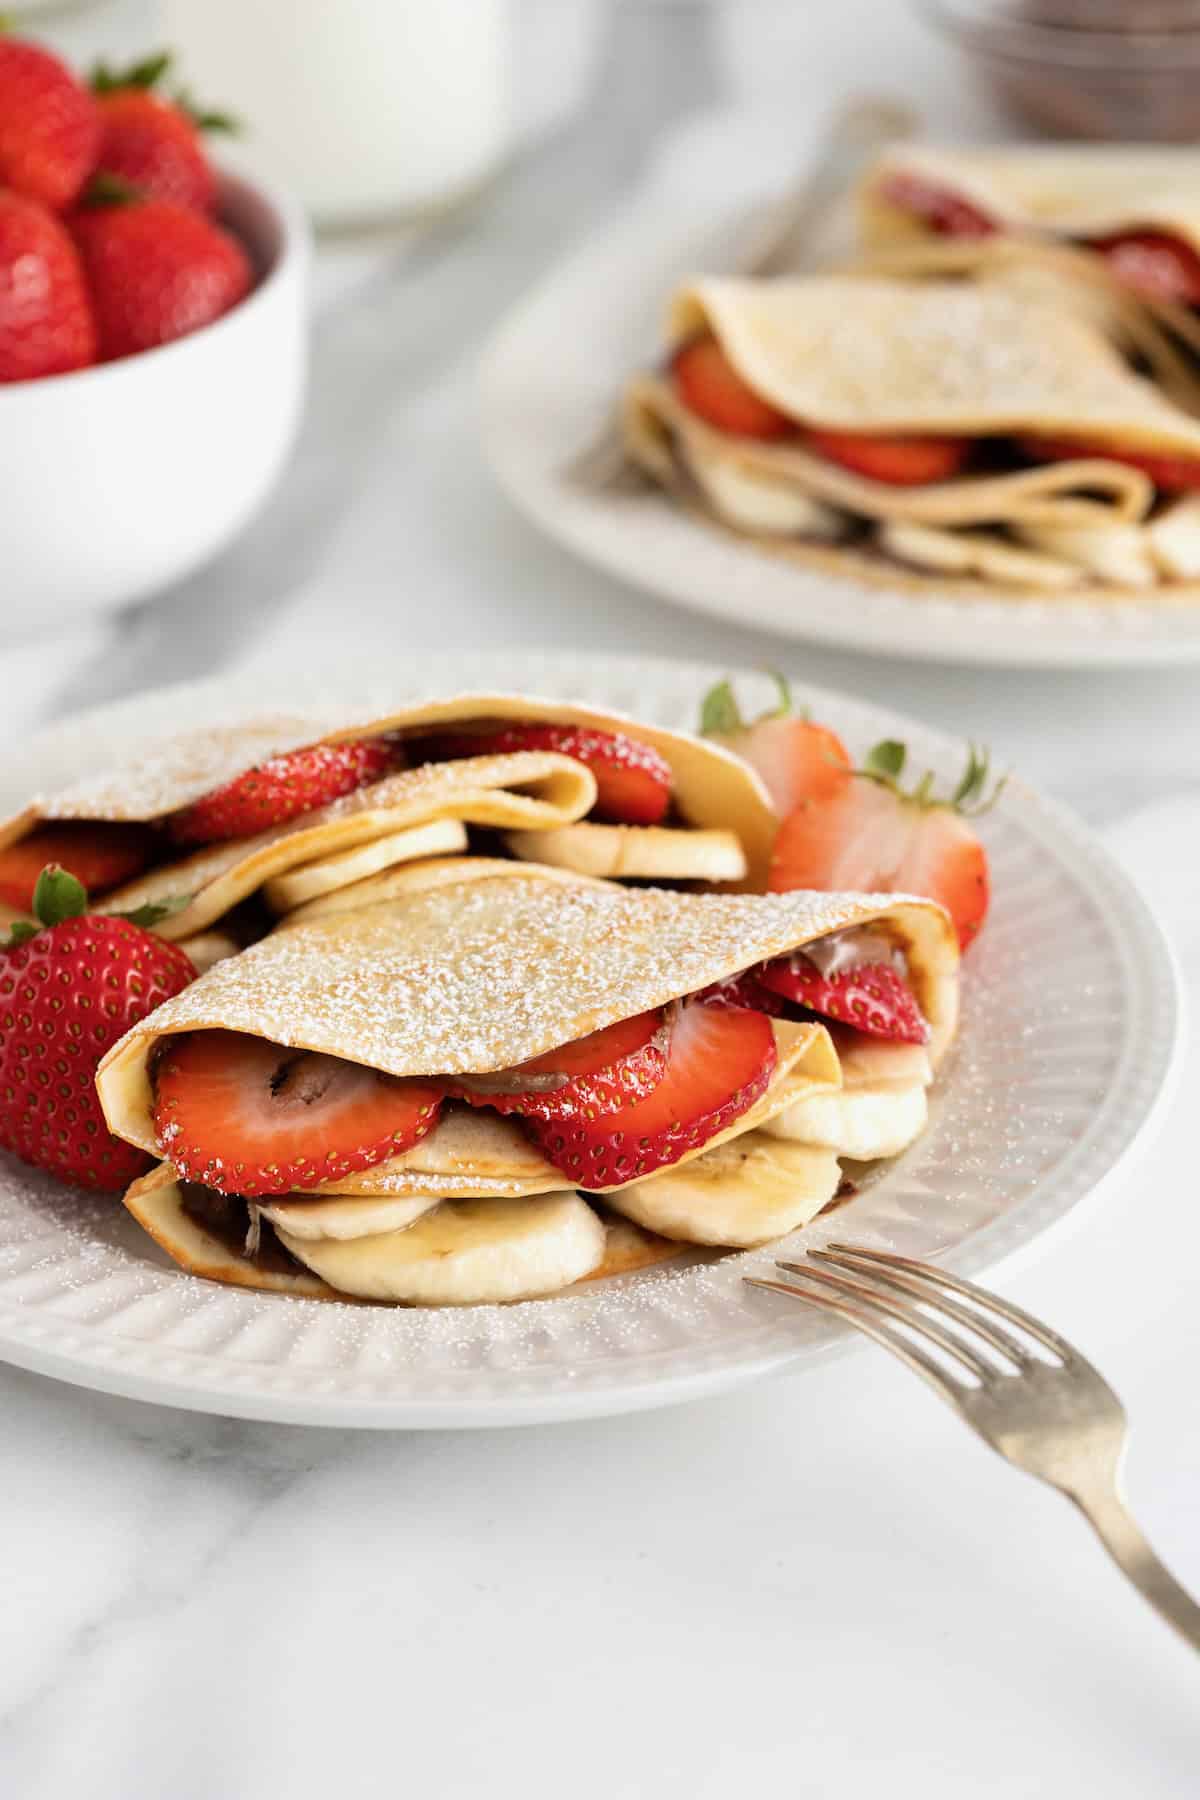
699, 669, 802, 736
855, 739, 1007, 817
90, 51, 173, 94
89, 51, 241, 132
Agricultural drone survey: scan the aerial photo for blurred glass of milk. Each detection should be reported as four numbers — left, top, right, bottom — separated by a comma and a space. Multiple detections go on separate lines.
163, 0, 511, 228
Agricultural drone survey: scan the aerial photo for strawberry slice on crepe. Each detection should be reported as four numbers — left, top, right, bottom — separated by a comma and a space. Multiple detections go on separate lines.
756, 955, 928, 1045
0, 822, 155, 912
153, 1030, 444, 1196
427, 722, 672, 826
672, 336, 794, 440
1089, 231, 1200, 308
880, 172, 998, 240
802, 428, 971, 486
529, 999, 777, 1188
169, 738, 399, 845
1019, 434, 1200, 496
448, 1008, 669, 1123
770, 740, 1001, 952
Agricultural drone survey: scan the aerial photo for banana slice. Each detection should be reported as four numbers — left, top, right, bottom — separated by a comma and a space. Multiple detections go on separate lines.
276, 1192, 607, 1304
762, 1081, 928, 1160
879, 520, 1083, 590
602, 1130, 841, 1248
836, 1035, 933, 1089
505, 823, 746, 883
685, 439, 847, 539
264, 817, 468, 912
1147, 496, 1200, 580
281, 856, 614, 926
258, 1190, 443, 1242
1014, 519, 1155, 588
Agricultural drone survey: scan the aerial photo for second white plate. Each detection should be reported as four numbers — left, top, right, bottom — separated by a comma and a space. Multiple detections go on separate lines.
479, 185, 1200, 669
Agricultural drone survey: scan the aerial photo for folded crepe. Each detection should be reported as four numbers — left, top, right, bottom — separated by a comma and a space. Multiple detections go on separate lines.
98, 876, 958, 1306
861, 144, 1200, 329
0, 694, 775, 941
624, 269, 1200, 599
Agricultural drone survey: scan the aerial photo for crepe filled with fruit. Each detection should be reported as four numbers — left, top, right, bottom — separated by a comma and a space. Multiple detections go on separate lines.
95, 876, 958, 1306
0, 695, 774, 955
623, 270, 1200, 597
860, 144, 1200, 333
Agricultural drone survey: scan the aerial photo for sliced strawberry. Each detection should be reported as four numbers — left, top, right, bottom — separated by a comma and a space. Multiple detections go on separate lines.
880, 173, 997, 240
1018, 433, 1200, 495
168, 738, 398, 845
427, 723, 672, 826
528, 1000, 776, 1188
672, 335, 794, 440
448, 1008, 668, 1123
0, 823, 156, 913
803, 428, 971, 486
699, 673, 851, 816
695, 970, 787, 1015
757, 955, 928, 1044
769, 740, 997, 952
153, 1029, 443, 1197
1089, 230, 1200, 307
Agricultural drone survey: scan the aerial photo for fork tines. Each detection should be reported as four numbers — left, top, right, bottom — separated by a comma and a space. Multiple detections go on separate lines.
745, 1243, 1073, 1393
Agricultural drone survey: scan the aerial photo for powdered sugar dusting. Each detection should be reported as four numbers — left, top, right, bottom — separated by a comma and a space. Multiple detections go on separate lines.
694, 275, 1200, 445
104, 880, 946, 1095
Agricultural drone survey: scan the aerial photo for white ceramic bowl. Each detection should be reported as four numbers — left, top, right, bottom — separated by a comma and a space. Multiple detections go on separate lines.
0, 165, 309, 641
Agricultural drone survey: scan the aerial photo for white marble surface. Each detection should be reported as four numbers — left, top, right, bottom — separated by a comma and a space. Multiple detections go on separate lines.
2, 3, 1200, 1793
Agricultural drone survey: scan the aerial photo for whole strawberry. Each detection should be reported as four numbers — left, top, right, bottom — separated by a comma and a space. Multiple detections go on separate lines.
91, 52, 233, 213
71, 196, 252, 360
0, 36, 100, 210
0, 867, 195, 1191
0, 191, 96, 382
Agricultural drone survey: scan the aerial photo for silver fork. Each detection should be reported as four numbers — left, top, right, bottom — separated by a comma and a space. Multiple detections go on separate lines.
746, 1245, 1200, 1653
565, 94, 916, 493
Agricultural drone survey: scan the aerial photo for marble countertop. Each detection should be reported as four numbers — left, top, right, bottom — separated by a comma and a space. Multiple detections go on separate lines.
3, 4, 1199, 1793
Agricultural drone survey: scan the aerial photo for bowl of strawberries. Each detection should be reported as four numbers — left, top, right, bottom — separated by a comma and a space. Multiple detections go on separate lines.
0, 35, 308, 639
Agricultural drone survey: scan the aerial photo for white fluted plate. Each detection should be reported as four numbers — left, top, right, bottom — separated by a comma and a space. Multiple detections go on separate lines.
0, 653, 1181, 1426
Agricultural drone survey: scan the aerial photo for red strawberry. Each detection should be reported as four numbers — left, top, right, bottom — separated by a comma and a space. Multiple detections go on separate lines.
695, 969, 787, 1015
0, 823, 156, 913
169, 739, 397, 846
153, 1029, 444, 1197
803, 428, 970, 486
880, 173, 997, 240
757, 955, 928, 1044
449, 1008, 668, 1123
0, 191, 96, 382
699, 673, 851, 817
70, 197, 252, 361
1019, 433, 1200, 496
90, 52, 233, 213
93, 91, 214, 213
0, 866, 194, 1192
429, 723, 672, 826
0, 38, 100, 211
769, 740, 999, 952
672, 335, 794, 440
1090, 230, 1200, 308
529, 999, 776, 1188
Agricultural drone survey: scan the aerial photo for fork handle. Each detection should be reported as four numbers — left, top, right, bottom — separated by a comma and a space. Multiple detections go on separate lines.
1071, 1487, 1200, 1652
